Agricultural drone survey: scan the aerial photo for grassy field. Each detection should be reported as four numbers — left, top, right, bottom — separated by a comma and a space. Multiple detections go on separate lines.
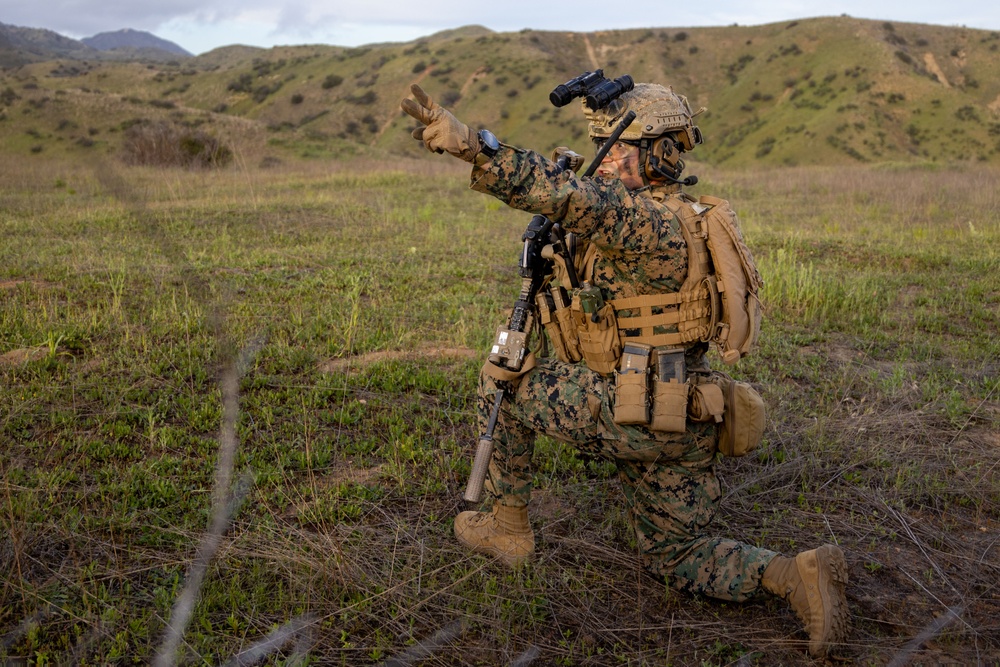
1, 155, 998, 665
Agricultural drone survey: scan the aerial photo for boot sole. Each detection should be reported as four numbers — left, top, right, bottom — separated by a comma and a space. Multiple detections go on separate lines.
810, 544, 850, 656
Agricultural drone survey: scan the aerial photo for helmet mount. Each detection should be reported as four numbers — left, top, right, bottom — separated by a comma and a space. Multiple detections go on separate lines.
582, 81, 704, 187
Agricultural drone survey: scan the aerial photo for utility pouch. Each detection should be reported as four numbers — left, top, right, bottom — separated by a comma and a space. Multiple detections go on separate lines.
550, 286, 582, 362
613, 343, 652, 425
713, 371, 766, 457
649, 347, 688, 433
688, 381, 725, 424
573, 301, 621, 375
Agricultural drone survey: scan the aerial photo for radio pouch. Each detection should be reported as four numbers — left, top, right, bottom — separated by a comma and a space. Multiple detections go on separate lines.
573, 300, 621, 376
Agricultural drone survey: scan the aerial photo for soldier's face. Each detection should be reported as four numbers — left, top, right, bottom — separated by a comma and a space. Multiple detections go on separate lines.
596, 142, 643, 190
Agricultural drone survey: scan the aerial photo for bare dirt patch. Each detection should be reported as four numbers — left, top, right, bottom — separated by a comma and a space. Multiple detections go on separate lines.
0, 280, 49, 290
318, 345, 479, 374
0, 346, 48, 366
923, 52, 950, 87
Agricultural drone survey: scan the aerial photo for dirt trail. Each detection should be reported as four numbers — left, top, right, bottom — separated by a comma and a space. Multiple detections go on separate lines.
583, 34, 600, 70
460, 66, 491, 98
378, 66, 438, 143
923, 52, 950, 87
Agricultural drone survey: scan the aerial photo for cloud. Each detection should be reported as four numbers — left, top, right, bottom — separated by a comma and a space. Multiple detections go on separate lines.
3, 0, 998, 54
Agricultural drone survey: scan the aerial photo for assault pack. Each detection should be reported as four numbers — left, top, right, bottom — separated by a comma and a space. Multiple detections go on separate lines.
651, 191, 763, 365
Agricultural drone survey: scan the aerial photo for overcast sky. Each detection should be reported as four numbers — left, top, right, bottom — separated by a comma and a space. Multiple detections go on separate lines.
5, 1, 999, 56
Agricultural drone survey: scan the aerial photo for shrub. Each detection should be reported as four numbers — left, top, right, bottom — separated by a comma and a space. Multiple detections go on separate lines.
120, 121, 233, 169
956, 106, 980, 122
253, 83, 282, 103
756, 136, 776, 157
439, 90, 461, 107
291, 93, 304, 105
322, 74, 344, 90
346, 90, 377, 105
227, 74, 253, 93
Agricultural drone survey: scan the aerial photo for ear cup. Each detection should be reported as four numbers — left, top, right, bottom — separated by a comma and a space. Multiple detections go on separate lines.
644, 136, 681, 180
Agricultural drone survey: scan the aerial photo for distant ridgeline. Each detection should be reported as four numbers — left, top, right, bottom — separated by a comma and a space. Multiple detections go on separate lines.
1, 17, 998, 165
0, 23, 190, 66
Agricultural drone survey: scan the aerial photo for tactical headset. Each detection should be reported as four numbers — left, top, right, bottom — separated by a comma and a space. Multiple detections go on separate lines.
642, 134, 699, 186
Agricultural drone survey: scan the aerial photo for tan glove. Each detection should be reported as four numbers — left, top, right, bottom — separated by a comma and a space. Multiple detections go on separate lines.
400, 84, 481, 162
550, 146, 585, 173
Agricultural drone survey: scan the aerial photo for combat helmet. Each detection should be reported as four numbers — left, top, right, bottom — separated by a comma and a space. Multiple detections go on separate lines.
585, 83, 704, 183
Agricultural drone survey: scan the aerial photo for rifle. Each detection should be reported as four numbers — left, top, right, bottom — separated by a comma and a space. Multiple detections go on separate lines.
463, 71, 638, 502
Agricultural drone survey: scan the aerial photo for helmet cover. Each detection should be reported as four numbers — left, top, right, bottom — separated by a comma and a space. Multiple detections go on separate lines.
585, 83, 703, 151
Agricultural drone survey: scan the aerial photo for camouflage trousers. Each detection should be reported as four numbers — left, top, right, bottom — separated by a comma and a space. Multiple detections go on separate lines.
478, 357, 777, 602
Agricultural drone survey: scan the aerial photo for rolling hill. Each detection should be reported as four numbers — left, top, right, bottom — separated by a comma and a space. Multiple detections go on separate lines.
1, 16, 998, 166
81, 28, 191, 57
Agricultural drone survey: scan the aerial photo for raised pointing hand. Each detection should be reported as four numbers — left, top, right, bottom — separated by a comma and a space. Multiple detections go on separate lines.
400, 84, 481, 162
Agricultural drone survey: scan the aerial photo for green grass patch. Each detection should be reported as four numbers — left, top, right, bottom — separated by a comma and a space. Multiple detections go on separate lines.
1, 158, 998, 664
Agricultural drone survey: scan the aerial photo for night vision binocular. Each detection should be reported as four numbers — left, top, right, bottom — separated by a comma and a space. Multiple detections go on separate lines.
549, 69, 634, 111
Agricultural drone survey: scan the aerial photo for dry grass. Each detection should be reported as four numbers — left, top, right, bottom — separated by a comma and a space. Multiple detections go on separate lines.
1, 157, 998, 665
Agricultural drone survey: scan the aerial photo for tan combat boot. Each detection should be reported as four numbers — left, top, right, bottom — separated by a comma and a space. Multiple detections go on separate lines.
454, 502, 534, 567
762, 544, 849, 657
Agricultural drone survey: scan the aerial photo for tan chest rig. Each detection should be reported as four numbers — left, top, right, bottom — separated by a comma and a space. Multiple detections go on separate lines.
532, 191, 765, 454
537, 191, 762, 368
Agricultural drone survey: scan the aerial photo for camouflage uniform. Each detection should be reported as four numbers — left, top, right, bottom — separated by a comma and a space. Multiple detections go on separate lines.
470, 145, 777, 602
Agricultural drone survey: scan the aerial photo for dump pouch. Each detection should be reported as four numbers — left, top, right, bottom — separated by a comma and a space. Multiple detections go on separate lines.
713, 371, 766, 457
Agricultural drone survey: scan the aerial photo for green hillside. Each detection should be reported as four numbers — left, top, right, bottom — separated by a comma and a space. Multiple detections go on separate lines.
1, 16, 999, 166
